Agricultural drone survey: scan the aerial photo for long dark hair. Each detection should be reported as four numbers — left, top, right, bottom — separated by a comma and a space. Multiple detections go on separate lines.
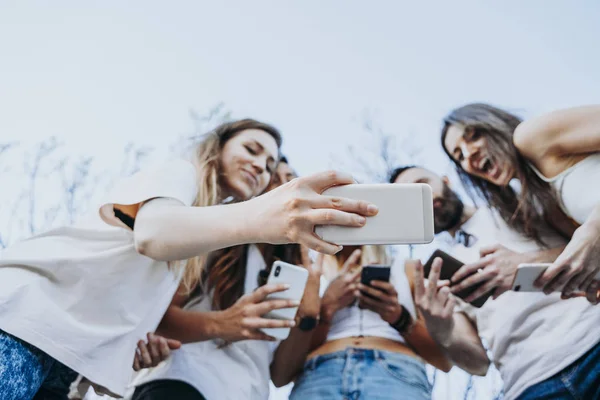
440, 103, 564, 245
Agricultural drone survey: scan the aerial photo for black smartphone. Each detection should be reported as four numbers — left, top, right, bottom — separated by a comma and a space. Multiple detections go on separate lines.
360, 265, 391, 299
423, 249, 491, 308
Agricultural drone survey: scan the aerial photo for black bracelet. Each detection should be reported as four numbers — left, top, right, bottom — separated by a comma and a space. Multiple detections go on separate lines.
390, 306, 413, 334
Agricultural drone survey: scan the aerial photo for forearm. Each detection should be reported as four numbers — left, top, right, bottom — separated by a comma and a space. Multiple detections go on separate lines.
156, 305, 222, 344
270, 304, 334, 386
270, 328, 316, 387
439, 314, 490, 376
515, 105, 600, 156
134, 200, 256, 261
585, 203, 600, 227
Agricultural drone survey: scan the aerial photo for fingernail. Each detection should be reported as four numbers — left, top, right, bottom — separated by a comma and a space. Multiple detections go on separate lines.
292, 300, 301, 306
356, 215, 367, 225
334, 246, 343, 254
283, 284, 291, 289
289, 321, 296, 327
354, 290, 361, 296
367, 204, 379, 214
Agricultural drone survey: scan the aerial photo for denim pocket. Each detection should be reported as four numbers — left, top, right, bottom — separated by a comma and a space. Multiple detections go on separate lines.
375, 353, 431, 393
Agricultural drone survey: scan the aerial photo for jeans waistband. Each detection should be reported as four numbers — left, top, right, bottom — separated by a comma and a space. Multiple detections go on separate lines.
304, 347, 425, 371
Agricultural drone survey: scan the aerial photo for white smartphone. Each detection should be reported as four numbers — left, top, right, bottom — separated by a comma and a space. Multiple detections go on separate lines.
314, 183, 434, 245
262, 260, 309, 340
512, 263, 600, 292
511, 263, 553, 292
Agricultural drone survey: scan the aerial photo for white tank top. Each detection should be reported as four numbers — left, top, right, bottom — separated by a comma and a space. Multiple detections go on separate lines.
529, 153, 600, 225
323, 257, 416, 343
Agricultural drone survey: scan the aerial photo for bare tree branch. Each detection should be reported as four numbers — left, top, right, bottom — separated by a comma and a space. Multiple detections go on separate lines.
330, 110, 425, 183
171, 103, 232, 155
0, 142, 18, 174
23, 137, 62, 235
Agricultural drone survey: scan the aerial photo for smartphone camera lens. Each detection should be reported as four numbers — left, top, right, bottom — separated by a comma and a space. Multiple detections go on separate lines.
274, 266, 281, 277
514, 285, 521, 292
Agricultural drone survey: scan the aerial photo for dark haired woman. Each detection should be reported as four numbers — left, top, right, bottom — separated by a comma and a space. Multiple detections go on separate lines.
441, 104, 600, 303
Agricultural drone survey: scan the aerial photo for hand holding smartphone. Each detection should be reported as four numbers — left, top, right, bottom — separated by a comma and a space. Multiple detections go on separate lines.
315, 183, 434, 245
261, 261, 309, 340
360, 265, 391, 299
423, 250, 492, 308
511, 263, 600, 293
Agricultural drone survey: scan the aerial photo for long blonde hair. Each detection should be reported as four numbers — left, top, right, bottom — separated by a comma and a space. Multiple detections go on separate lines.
322, 245, 391, 281
181, 119, 282, 294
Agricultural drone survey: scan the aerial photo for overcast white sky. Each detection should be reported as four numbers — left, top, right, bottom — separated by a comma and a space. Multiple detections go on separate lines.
2, 1, 600, 399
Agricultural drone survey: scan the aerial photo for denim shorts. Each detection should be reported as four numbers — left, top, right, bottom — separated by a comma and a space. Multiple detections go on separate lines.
289, 348, 432, 400
0, 329, 78, 400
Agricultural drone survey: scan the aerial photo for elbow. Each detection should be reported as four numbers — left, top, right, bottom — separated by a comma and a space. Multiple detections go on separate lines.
271, 377, 289, 389
134, 236, 152, 257
134, 235, 170, 262
471, 359, 491, 377
270, 371, 293, 388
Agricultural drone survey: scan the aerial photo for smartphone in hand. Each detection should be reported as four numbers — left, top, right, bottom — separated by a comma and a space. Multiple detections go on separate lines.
360, 265, 391, 298
510, 263, 600, 293
423, 250, 491, 308
315, 183, 434, 245
262, 261, 308, 340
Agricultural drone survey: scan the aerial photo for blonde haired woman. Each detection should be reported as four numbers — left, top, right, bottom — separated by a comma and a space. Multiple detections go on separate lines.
0, 119, 377, 399
288, 245, 451, 400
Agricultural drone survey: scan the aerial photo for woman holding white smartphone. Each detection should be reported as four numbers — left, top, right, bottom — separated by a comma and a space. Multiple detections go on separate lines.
0, 119, 377, 400
288, 245, 452, 400
440, 103, 600, 303
128, 158, 323, 400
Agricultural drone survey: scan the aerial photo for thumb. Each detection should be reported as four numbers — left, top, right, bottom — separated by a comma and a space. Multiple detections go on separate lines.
166, 338, 182, 349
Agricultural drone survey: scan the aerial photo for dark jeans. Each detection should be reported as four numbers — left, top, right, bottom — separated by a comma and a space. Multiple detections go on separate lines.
518, 340, 600, 399
133, 380, 207, 400
0, 329, 78, 400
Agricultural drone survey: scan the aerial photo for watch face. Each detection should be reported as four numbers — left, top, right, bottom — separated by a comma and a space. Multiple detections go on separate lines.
299, 317, 318, 331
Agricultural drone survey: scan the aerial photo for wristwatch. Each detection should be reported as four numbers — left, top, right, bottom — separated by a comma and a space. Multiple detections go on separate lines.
390, 305, 414, 334
297, 315, 319, 332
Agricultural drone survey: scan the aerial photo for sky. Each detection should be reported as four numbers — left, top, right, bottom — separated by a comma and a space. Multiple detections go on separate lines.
1, 1, 600, 399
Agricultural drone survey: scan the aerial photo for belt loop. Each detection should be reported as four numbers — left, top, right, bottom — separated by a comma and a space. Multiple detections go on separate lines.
306, 355, 318, 371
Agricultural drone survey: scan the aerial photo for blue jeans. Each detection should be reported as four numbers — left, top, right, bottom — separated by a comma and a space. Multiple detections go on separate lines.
289, 348, 432, 400
0, 329, 78, 400
518, 340, 600, 400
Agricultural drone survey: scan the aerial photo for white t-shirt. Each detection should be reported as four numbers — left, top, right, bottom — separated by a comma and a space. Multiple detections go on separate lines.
451, 208, 600, 400
324, 258, 417, 343
130, 244, 279, 400
0, 159, 198, 396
